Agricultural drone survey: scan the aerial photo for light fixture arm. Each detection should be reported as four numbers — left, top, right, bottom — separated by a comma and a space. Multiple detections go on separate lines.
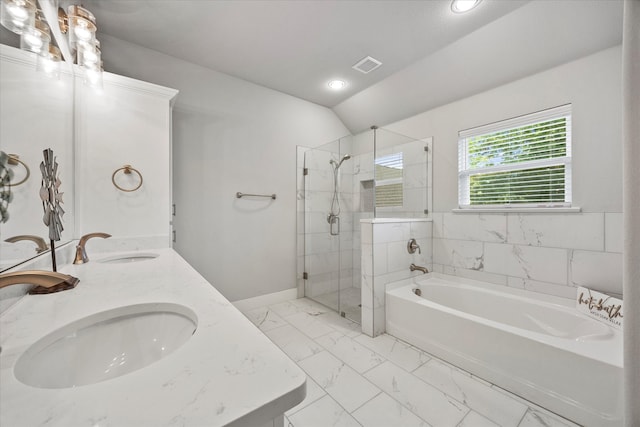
38, 0, 72, 63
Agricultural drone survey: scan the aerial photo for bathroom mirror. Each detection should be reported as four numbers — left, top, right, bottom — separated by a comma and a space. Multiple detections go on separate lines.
0, 40, 76, 272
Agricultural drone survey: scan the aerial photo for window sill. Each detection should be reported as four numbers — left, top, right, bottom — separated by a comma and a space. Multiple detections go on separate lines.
452, 207, 582, 214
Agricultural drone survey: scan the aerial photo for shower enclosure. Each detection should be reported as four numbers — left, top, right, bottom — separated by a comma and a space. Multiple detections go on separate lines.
297, 128, 431, 324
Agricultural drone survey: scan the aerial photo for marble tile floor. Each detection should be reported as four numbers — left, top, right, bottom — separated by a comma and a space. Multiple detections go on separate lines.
310, 287, 362, 324
242, 297, 581, 427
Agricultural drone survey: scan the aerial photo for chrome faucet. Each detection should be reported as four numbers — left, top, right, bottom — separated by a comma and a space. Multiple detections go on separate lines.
74, 232, 111, 264
4, 235, 49, 253
410, 263, 429, 274
0, 270, 79, 294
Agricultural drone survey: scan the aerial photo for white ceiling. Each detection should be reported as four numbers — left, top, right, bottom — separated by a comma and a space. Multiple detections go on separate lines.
334, 0, 624, 132
80, 0, 529, 108
0, 0, 624, 133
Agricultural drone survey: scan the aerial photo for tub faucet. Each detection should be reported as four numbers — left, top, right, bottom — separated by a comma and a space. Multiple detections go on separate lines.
0, 270, 79, 294
410, 263, 429, 274
74, 232, 112, 264
4, 235, 49, 253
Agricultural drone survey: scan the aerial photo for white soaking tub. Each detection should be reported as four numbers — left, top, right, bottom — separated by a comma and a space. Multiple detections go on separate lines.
385, 274, 623, 427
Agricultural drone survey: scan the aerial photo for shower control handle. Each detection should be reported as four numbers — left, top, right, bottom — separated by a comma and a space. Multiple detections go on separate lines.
407, 238, 421, 254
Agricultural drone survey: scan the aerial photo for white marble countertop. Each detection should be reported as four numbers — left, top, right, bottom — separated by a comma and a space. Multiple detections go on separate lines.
0, 248, 306, 426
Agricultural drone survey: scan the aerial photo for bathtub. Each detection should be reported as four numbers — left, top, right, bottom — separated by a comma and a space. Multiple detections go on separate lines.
385, 274, 623, 427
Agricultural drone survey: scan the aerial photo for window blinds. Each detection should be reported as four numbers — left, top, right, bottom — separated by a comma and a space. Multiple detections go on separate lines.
458, 104, 572, 208
375, 153, 403, 208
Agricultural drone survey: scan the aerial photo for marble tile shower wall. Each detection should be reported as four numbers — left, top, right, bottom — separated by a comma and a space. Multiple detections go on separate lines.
350, 150, 376, 289
431, 212, 623, 298
297, 146, 359, 302
361, 219, 433, 337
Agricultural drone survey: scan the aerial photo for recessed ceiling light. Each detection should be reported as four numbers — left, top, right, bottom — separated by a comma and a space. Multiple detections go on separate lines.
451, 0, 482, 14
328, 80, 346, 90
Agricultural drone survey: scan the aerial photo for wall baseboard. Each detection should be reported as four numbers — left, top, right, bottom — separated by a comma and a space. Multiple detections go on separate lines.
232, 288, 298, 313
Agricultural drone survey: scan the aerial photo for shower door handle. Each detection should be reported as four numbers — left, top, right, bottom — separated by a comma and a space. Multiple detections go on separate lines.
329, 215, 340, 236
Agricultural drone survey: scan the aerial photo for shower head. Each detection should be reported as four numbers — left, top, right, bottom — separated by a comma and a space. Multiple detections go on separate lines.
330, 154, 352, 169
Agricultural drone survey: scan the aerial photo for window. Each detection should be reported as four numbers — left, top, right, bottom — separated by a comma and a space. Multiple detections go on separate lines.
458, 104, 572, 209
375, 153, 403, 208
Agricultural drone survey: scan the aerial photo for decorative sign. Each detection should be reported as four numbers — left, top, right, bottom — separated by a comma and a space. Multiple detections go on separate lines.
576, 286, 623, 330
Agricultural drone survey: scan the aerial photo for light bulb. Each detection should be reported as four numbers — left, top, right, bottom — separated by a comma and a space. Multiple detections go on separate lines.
83, 66, 103, 90
20, 18, 50, 54
74, 21, 93, 41
82, 49, 98, 64
6, 2, 28, 20
36, 45, 61, 79
22, 31, 42, 48
10, 17, 25, 28
1, 0, 35, 34
328, 80, 346, 90
84, 50, 98, 64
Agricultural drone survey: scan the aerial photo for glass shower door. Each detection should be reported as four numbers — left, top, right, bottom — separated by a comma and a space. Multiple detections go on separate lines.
303, 137, 360, 323
304, 146, 340, 313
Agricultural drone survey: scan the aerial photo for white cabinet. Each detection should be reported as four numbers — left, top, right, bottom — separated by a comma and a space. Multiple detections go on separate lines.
75, 72, 178, 247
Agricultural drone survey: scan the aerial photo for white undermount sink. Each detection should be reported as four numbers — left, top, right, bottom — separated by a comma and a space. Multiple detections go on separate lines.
98, 253, 159, 264
14, 303, 197, 389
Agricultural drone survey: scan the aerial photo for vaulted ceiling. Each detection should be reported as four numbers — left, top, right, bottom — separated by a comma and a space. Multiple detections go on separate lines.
1, 1, 624, 133
81, 0, 529, 108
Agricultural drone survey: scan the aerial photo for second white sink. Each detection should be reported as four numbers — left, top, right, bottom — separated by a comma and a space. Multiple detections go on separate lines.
14, 303, 197, 389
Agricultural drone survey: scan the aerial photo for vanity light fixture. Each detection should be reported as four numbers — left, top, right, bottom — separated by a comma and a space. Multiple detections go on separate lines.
451, 0, 482, 14
1, 1, 103, 87
63, 4, 103, 88
328, 79, 346, 90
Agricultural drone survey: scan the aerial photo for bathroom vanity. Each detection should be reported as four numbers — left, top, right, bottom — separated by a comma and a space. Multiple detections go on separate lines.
0, 248, 306, 426
1, 43, 304, 425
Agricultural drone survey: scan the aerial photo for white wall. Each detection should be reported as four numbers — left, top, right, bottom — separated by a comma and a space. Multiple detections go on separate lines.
75, 73, 177, 250
381, 46, 623, 298
98, 34, 349, 301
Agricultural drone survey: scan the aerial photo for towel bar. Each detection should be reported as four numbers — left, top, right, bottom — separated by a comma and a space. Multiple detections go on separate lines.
236, 192, 276, 200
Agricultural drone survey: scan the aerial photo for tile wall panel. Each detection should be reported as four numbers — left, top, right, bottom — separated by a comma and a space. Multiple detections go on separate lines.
428, 211, 622, 298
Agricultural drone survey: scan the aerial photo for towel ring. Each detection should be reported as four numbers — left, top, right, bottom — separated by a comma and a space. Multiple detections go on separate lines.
7, 154, 30, 187
112, 164, 143, 192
